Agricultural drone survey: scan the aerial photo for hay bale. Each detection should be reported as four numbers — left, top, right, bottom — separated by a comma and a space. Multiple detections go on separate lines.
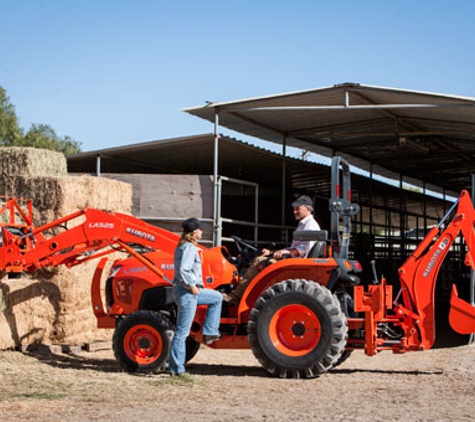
0, 153, 133, 349
0, 147, 67, 177
0, 277, 60, 349
0, 174, 132, 226
0, 250, 125, 349
1, 175, 64, 225
46, 262, 118, 345
57, 175, 132, 216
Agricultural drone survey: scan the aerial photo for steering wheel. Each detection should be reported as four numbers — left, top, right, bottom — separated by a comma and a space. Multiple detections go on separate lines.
230, 235, 262, 273
231, 235, 259, 254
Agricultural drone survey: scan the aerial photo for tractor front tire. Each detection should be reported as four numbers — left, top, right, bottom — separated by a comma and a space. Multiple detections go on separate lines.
113, 310, 173, 374
185, 336, 201, 363
248, 279, 348, 379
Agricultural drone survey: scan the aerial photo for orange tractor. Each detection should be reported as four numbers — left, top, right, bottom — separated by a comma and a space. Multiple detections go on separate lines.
1, 156, 475, 378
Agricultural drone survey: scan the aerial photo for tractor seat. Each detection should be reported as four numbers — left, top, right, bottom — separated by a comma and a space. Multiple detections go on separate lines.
307, 241, 326, 258
293, 230, 328, 258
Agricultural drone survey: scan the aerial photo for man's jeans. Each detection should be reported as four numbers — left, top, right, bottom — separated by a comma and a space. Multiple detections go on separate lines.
168, 286, 222, 374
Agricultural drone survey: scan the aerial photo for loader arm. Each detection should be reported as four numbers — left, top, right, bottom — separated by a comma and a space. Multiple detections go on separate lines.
397, 190, 475, 349
0, 198, 180, 283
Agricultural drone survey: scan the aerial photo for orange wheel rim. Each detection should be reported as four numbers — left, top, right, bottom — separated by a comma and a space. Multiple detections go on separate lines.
123, 324, 163, 364
269, 304, 321, 357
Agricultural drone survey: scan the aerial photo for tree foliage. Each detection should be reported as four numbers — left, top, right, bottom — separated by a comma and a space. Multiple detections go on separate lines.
0, 86, 22, 145
0, 85, 81, 155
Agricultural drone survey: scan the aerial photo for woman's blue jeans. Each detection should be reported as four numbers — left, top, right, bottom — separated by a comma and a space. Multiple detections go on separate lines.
168, 286, 222, 375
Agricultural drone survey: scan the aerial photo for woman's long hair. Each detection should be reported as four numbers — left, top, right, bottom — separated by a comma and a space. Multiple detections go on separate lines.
178, 231, 198, 247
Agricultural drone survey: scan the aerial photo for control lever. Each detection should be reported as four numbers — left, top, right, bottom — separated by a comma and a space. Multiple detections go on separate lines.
371, 260, 379, 284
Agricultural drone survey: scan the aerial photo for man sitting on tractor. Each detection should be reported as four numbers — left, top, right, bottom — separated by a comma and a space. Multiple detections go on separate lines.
223, 195, 321, 304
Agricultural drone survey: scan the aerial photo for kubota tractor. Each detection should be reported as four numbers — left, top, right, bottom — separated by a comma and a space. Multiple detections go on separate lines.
1, 156, 475, 379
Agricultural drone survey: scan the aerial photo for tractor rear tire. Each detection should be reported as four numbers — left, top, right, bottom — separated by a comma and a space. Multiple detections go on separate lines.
113, 310, 173, 374
248, 279, 348, 379
333, 350, 353, 368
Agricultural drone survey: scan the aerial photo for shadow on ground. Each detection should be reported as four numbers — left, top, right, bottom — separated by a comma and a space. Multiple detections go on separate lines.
22, 345, 121, 373
20, 346, 443, 378
20, 345, 268, 377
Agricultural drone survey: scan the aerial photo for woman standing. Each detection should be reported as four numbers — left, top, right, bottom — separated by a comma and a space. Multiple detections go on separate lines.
168, 217, 223, 376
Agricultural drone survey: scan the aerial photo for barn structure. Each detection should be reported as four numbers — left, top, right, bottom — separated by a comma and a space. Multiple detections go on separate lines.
67, 83, 475, 346
68, 83, 475, 265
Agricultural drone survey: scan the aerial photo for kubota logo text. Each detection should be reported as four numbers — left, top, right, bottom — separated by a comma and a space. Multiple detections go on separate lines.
125, 227, 155, 242
423, 237, 449, 277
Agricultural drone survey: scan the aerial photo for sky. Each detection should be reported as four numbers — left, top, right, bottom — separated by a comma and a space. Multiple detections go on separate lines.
1, 0, 475, 153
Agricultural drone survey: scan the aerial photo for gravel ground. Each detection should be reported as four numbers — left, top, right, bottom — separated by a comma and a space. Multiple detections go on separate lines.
1, 343, 474, 421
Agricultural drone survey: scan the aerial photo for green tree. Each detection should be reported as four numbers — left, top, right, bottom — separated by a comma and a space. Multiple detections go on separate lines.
0, 86, 23, 145
23, 123, 81, 155
0, 85, 81, 154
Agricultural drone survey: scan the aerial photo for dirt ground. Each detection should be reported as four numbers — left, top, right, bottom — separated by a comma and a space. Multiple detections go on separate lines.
0, 343, 474, 422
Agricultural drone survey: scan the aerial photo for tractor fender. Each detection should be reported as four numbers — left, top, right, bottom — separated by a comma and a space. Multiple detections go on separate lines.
108, 274, 172, 315
92, 257, 115, 328
140, 285, 176, 311
237, 257, 339, 320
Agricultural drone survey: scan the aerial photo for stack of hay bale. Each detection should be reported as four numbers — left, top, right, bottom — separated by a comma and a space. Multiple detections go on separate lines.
0, 147, 132, 350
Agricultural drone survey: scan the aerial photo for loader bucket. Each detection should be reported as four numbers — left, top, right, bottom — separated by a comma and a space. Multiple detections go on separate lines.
449, 285, 475, 335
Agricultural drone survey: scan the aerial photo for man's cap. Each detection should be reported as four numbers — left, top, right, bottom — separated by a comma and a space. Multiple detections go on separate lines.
182, 217, 202, 233
292, 195, 313, 208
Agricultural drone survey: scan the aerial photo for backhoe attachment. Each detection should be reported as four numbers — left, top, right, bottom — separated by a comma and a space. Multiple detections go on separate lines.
352, 190, 475, 355
449, 285, 475, 334
397, 190, 475, 348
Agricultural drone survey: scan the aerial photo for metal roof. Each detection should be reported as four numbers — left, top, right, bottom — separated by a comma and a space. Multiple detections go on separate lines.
184, 83, 475, 196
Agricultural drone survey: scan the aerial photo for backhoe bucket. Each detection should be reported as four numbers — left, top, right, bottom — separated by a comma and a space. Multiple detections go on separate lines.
449, 285, 475, 334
